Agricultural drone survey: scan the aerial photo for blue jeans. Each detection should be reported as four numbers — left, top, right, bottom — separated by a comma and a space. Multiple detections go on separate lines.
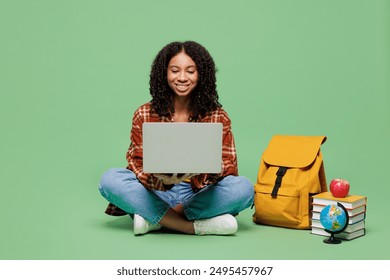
98, 168, 254, 225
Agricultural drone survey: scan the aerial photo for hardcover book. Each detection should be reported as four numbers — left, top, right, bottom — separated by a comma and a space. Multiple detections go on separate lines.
311, 211, 366, 224
310, 227, 366, 240
312, 204, 366, 217
312, 192, 367, 209
311, 219, 365, 233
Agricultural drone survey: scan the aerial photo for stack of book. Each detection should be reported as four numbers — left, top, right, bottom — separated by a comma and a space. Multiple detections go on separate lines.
311, 192, 367, 240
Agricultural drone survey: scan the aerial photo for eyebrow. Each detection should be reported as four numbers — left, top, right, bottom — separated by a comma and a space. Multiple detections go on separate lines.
168, 65, 197, 69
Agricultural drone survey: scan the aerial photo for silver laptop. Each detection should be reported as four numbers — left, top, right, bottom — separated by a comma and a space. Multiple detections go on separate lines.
142, 122, 223, 174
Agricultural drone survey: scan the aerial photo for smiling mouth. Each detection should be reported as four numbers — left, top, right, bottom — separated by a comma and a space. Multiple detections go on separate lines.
175, 84, 190, 91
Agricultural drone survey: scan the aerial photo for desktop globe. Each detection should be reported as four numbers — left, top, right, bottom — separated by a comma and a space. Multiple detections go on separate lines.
319, 203, 349, 244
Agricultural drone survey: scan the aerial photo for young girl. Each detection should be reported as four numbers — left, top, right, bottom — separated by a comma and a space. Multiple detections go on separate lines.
99, 41, 254, 235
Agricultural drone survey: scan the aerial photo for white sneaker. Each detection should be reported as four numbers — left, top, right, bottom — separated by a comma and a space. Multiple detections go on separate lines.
133, 214, 162, 235
193, 214, 238, 235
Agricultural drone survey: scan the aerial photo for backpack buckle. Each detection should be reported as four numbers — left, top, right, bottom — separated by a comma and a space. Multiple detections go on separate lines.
271, 167, 288, 198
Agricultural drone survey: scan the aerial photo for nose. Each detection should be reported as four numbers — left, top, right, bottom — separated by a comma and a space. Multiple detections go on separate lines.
177, 71, 188, 82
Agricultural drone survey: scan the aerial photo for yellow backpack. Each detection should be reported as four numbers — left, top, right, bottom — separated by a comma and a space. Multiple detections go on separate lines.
252, 135, 328, 229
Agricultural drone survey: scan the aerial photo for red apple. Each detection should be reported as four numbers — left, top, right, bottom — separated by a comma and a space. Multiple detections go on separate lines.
330, 178, 350, 198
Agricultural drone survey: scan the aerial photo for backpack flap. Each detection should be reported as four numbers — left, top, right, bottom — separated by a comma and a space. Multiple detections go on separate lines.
262, 135, 327, 168
258, 135, 327, 196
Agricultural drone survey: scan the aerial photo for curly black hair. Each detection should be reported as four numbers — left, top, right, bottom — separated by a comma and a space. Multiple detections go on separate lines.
149, 41, 221, 120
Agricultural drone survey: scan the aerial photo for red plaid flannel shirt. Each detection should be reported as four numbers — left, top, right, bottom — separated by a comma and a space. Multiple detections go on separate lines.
105, 102, 238, 216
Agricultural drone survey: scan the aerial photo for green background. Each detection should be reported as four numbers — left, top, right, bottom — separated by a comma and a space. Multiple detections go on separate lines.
1, 0, 389, 259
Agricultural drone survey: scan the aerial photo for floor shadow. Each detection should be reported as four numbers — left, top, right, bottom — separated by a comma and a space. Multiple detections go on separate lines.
101, 216, 133, 231
96, 211, 258, 235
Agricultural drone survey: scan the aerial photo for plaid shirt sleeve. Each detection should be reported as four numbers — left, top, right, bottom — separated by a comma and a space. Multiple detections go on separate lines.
126, 103, 167, 191
190, 107, 239, 190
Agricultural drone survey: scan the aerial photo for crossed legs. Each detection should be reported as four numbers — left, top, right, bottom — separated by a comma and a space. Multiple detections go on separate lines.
99, 168, 254, 235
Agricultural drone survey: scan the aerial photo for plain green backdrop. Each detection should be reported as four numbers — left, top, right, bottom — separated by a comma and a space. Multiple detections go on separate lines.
0, 0, 389, 259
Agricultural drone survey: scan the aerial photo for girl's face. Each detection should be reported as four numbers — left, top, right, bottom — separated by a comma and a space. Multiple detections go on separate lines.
167, 51, 198, 98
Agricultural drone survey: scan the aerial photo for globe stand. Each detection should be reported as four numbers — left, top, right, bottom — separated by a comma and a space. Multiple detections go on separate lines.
323, 232, 342, 244
322, 203, 350, 245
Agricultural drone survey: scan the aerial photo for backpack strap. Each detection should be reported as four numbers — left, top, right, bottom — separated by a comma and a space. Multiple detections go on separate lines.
271, 167, 288, 198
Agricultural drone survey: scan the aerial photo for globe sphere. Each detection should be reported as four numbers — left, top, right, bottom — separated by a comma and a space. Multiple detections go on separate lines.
319, 204, 348, 233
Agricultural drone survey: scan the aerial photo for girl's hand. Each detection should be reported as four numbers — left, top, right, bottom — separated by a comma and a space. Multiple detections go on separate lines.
153, 173, 199, 185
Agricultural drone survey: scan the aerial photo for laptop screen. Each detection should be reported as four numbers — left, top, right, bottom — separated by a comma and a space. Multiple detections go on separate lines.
142, 122, 223, 174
